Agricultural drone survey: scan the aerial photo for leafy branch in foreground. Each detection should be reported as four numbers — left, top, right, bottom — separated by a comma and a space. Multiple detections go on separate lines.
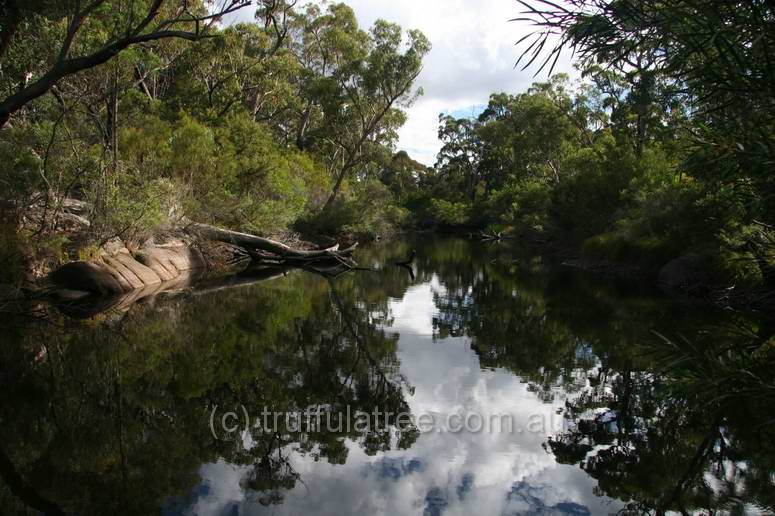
0, 0, 256, 128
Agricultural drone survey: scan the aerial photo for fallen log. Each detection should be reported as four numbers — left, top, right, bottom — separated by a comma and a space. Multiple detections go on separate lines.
190, 223, 358, 260
479, 231, 502, 241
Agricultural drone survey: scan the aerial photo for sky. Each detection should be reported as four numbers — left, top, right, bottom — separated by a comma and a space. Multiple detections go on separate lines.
340, 0, 575, 165
227, 0, 575, 166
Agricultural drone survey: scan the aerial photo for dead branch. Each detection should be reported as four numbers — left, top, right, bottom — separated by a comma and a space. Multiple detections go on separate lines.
190, 223, 358, 263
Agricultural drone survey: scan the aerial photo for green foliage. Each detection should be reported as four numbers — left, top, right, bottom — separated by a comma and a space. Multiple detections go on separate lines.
413, 57, 771, 296
291, 3, 429, 209
119, 114, 172, 179
379, 151, 426, 202
298, 179, 404, 237
0, 224, 26, 287
427, 199, 470, 228
485, 181, 552, 230
216, 114, 313, 234
582, 232, 677, 272
497, 0, 775, 295
548, 144, 637, 239
711, 249, 765, 292
0, 0, 430, 284
88, 172, 176, 244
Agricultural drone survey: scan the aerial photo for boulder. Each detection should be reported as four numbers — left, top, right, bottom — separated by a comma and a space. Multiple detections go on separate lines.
101, 255, 148, 290
132, 249, 178, 281
49, 261, 125, 296
100, 261, 135, 292
49, 244, 213, 299
134, 246, 207, 279
111, 252, 162, 287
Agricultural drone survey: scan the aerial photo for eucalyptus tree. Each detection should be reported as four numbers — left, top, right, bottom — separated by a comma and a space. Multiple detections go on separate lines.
379, 150, 427, 203
169, 21, 298, 121
435, 114, 482, 201
288, 3, 429, 211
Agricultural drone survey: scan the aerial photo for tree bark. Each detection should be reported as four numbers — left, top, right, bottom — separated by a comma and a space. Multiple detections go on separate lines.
322, 161, 355, 212
296, 102, 312, 150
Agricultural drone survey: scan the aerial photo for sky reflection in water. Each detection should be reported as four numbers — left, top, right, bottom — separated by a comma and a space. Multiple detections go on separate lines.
186, 275, 621, 516
4, 237, 770, 516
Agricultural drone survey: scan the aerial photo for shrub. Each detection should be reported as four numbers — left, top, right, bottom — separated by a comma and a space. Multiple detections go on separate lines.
485, 180, 551, 230
427, 199, 470, 228
87, 171, 176, 244
549, 146, 639, 240
0, 224, 27, 287
297, 180, 404, 236
711, 249, 764, 291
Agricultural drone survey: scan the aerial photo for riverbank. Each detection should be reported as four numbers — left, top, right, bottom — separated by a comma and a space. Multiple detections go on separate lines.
2, 213, 771, 319
456, 226, 775, 312
0, 202, 364, 317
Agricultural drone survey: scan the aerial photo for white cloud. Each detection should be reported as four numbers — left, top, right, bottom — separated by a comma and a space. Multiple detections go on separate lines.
183, 281, 622, 516
342, 0, 576, 165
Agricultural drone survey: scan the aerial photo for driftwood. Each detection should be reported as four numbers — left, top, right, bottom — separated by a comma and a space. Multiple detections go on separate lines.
467, 231, 504, 241
479, 231, 503, 241
190, 223, 358, 261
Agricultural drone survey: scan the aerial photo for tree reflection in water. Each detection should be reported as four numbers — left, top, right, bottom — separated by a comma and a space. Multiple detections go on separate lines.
0, 269, 417, 515
424, 238, 775, 515
0, 237, 773, 515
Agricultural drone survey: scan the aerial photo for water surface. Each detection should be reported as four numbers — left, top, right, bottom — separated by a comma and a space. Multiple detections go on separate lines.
1, 237, 772, 515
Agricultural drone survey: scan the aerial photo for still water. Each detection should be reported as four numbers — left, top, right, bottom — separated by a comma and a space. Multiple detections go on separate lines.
1, 237, 773, 515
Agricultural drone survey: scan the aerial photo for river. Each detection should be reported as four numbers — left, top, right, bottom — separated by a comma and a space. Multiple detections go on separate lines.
1, 237, 772, 515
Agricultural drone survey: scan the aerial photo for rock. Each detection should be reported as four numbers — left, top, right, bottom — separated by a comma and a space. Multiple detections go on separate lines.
47, 233, 247, 303
111, 252, 162, 287
134, 246, 207, 280
49, 242, 214, 300
61, 198, 90, 216
49, 289, 92, 301
99, 260, 135, 291
57, 212, 90, 230
102, 255, 148, 290
49, 261, 125, 296
101, 238, 128, 256
133, 249, 178, 281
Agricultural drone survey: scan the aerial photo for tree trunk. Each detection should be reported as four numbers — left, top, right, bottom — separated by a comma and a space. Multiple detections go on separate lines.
322, 161, 354, 212
190, 223, 357, 259
107, 64, 119, 173
296, 102, 312, 150
134, 65, 153, 100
